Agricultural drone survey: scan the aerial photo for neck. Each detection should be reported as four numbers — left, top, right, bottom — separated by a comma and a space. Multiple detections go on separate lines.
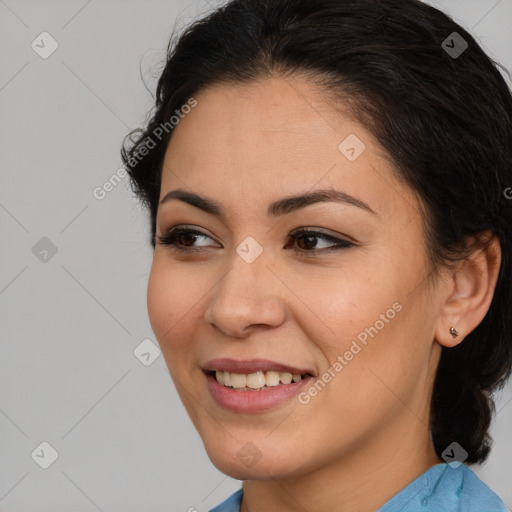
240, 417, 442, 512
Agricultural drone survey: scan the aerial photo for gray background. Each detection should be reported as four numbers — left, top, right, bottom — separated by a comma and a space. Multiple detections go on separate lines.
0, 0, 511, 511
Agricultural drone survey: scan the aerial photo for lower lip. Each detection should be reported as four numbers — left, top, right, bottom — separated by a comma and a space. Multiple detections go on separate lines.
205, 372, 312, 413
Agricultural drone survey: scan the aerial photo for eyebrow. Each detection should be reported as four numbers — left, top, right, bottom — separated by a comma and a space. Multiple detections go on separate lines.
159, 188, 377, 217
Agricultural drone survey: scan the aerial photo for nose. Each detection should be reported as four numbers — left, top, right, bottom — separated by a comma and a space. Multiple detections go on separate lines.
204, 250, 287, 338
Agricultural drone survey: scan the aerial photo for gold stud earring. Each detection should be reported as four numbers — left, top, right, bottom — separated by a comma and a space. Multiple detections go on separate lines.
449, 326, 459, 338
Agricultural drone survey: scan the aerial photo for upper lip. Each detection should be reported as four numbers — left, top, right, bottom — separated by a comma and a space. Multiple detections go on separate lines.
202, 358, 315, 376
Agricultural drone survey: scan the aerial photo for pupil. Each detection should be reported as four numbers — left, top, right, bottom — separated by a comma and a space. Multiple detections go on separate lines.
300, 235, 316, 250
181, 233, 196, 246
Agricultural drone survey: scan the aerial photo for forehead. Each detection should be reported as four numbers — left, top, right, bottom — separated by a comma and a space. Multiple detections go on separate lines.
166, 75, 349, 161
160, 75, 419, 224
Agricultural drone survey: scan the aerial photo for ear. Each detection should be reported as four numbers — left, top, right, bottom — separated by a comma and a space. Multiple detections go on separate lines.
435, 231, 502, 348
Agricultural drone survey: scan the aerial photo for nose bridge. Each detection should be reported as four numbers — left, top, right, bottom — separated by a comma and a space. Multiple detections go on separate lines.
204, 242, 286, 336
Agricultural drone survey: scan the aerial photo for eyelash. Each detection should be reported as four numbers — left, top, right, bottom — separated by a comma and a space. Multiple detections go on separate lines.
156, 226, 354, 256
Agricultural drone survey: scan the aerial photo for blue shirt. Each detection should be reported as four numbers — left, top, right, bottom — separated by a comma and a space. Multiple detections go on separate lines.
208, 463, 507, 511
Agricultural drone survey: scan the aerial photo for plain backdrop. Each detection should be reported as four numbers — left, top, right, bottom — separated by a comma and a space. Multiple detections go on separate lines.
1, 0, 511, 511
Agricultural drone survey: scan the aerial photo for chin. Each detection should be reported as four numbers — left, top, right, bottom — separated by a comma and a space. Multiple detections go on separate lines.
203, 440, 310, 480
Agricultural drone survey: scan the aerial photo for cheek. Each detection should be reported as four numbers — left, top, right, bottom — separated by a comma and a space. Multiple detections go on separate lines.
296, 264, 399, 356
146, 259, 170, 342
146, 257, 201, 354
319, 292, 433, 430
302, 258, 427, 399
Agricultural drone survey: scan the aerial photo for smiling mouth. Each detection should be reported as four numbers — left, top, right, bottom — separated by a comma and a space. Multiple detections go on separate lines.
207, 370, 313, 391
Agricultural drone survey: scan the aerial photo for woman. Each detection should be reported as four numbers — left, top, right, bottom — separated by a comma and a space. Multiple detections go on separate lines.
121, 0, 512, 510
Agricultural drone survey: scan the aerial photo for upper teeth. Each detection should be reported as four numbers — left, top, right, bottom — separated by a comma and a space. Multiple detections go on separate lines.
215, 370, 303, 389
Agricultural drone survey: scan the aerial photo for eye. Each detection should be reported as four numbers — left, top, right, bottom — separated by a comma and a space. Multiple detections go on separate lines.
286, 227, 354, 256
156, 226, 354, 255
156, 226, 218, 253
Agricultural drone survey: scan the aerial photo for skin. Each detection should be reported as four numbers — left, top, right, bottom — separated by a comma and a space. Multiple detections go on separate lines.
147, 74, 502, 512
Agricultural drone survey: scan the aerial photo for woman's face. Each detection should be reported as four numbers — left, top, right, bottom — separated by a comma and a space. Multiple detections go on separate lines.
148, 75, 444, 479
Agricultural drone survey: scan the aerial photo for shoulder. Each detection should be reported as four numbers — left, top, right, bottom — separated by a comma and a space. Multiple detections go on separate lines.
379, 462, 508, 511
457, 464, 508, 511
207, 466, 508, 512
207, 488, 243, 512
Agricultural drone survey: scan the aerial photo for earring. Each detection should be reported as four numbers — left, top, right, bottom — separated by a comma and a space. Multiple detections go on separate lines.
449, 326, 459, 338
